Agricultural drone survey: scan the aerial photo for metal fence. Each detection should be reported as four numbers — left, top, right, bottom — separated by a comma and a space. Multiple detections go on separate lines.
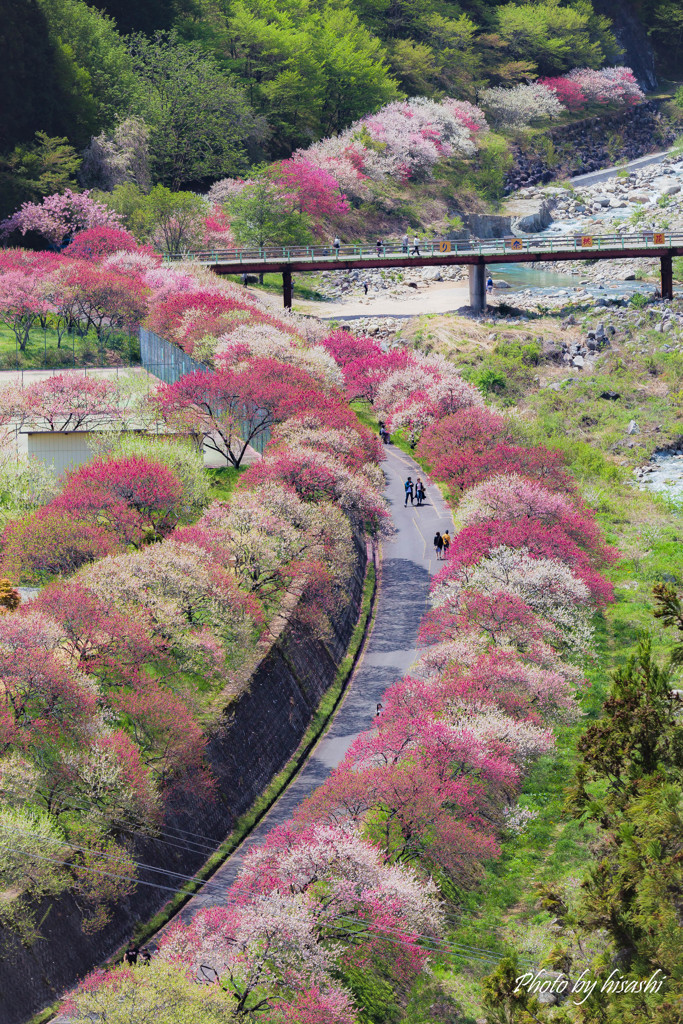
139, 327, 207, 383
164, 229, 683, 265
138, 328, 270, 455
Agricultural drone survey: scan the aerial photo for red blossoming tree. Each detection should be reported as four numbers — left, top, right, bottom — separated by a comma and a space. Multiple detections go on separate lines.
157, 361, 323, 467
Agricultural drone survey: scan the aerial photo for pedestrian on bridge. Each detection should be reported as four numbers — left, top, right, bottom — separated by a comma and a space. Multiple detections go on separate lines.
411, 235, 420, 256
333, 236, 341, 258
402, 233, 409, 253
376, 239, 383, 257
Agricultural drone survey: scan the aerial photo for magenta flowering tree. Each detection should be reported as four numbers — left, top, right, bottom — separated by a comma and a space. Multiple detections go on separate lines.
566, 66, 643, 106
271, 158, 350, 222
63, 226, 143, 260
1, 190, 123, 248
52, 455, 185, 546
539, 76, 587, 110
157, 360, 323, 467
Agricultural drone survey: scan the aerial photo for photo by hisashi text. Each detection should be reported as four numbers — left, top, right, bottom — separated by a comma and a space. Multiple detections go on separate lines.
515, 968, 666, 1005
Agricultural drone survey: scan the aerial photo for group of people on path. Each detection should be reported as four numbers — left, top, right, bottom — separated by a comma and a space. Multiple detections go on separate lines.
404, 475, 426, 507
332, 235, 423, 258
124, 943, 151, 966
433, 529, 451, 559
403, 476, 451, 559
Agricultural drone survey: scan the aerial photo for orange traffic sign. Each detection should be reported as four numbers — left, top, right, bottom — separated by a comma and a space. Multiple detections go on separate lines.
439, 241, 452, 253
506, 238, 524, 251
580, 236, 593, 247
653, 232, 666, 245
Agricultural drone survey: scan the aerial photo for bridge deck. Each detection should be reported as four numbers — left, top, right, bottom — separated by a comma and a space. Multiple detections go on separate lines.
170, 232, 683, 307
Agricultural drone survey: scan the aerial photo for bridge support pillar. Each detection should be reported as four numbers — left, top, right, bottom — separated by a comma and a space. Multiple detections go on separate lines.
661, 255, 674, 301
283, 268, 293, 309
469, 263, 487, 314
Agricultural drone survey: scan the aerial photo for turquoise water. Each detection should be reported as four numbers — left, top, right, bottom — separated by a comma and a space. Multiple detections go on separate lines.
490, 264, 578, 289
489, 262, 657, 297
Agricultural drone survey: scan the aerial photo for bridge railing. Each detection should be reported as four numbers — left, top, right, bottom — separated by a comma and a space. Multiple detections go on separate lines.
165, 231, 683, 265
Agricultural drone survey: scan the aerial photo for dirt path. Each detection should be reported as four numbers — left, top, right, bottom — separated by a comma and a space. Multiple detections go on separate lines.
294, 281, 471, 319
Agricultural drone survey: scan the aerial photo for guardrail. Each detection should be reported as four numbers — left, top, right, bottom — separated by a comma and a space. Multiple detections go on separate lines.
166, 231, 683, 265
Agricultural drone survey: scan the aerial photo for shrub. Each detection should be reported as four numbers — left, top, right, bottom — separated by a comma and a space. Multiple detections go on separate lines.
1, 510, 117, 583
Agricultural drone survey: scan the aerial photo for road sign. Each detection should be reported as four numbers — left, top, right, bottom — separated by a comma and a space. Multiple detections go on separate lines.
653, 232, 666, 245
439, 241, 452, 253
580, 236, 593, 247
506, 238, 524, 251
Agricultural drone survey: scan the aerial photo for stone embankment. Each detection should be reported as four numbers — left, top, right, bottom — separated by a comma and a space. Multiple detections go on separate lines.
0, 531, 368, 1024
504, 101, 677, 193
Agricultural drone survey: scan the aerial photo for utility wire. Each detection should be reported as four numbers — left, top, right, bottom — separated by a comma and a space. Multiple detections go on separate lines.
1, 829, 533, 968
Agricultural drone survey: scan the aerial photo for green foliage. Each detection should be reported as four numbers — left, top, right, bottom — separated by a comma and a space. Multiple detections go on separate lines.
496, 1, 616, 76
37, 0, 141, 138
482, 955, 543, 1024
463, 132, 514, 207
630, 291, 649, 309
338, 962, 402, 1024
562, 632, 683, 1016
67, 962, 232, 1024
0, 455, 58, 528
0, 132, 80, 217
226, 175, 314, 248
629, 204, 647, 225
463, 336, 541, 404
1, 0, 653, 215
129, 32, 260, 189
0, 806, 70, 945
225, 0, 400, 152
97, 183, 208, 252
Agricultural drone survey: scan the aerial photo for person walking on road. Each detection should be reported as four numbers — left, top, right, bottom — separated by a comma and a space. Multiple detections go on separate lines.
124, 944, 139, 966
415, 478, 426, 506
442, 529, 451, 557
404, 476, 414, 506
411, 235, 420, 256
433, 531, 444, 559
402, 232, 409, 253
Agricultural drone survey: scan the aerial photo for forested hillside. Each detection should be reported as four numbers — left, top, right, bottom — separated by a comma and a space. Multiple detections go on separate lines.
0, 0, 678, 220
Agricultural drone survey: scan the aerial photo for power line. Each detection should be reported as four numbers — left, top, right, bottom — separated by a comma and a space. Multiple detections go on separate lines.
1, 829, 533, 968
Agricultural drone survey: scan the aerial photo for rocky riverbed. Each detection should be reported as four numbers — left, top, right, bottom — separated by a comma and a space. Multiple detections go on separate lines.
508, 151, 683, 285
483, 151, 681, 313
312, 263, 469, 303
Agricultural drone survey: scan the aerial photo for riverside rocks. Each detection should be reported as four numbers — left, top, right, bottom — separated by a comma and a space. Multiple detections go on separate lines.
316, 264, 468, 302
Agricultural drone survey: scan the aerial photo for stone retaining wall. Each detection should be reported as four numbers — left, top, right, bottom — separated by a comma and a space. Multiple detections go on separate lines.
0, 530, 368, 1024
505, 101, 677, 193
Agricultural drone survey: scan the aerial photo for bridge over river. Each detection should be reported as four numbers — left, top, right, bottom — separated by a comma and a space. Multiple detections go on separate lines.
171, 231, 683, 311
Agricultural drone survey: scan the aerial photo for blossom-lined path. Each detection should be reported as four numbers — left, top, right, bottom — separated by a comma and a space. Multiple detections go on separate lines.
168, 446, 454, 924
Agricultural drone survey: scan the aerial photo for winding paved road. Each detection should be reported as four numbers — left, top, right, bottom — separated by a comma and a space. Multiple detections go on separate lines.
168, 446, 454, 922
